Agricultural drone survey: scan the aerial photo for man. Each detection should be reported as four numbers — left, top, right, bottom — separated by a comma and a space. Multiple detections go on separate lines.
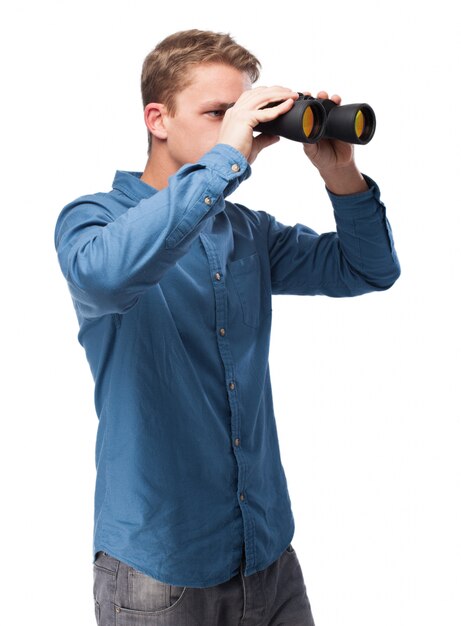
55, 29, 400, 626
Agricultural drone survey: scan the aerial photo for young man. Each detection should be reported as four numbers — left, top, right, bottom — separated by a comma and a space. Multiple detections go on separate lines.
55, 29, 400, 626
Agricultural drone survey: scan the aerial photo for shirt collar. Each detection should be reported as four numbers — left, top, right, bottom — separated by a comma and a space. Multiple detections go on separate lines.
112, 170, 158, 202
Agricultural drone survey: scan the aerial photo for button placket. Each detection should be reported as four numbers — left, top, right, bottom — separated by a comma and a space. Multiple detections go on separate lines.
199, 233, 249, 555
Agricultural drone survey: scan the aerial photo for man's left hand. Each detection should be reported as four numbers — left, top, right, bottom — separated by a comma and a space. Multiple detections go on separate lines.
303, 91, 368, 195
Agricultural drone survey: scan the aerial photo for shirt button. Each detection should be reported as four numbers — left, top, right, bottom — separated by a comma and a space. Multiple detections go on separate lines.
204, 196, 212, 205
231, 163, 240, 173
215, 272, 221, 281
219, 328, 226, 336
229, 382, 236, 391
234, 438, 241, 447
240, 493, 245, 502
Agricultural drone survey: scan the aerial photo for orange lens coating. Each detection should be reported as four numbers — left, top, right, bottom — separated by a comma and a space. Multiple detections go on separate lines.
302, 106, 314, 138
355, 110, 365, 138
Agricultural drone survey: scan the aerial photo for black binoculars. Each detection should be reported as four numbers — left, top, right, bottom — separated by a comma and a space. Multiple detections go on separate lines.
254, 94, 376, 144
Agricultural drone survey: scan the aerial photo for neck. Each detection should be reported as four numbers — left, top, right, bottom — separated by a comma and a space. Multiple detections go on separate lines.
141, 145, 178, 190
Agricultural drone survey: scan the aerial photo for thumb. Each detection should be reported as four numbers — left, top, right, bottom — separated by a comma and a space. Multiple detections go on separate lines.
249, 133, 280, 163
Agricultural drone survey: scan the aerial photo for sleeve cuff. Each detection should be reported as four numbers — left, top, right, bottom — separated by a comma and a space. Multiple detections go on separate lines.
199, 144, 251, 182
327, 174, 383, 218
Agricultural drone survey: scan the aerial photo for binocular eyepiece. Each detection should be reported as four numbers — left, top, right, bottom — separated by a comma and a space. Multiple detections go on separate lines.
254, 94, 376, 145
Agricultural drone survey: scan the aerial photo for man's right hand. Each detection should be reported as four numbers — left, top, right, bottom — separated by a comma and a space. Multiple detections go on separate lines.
218, 86, 299, 164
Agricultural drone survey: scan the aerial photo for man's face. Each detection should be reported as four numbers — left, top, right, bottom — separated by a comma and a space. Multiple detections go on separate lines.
162, 63, 252, 169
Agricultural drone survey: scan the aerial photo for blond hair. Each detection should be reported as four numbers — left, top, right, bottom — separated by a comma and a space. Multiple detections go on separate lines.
141, 29, 261, 152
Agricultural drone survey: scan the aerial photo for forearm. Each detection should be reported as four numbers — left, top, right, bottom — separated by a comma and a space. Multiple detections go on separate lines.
320, 163, 369, 196
55, 145, 249, 317
268, 176, 400, 296
328, 176, 400, 290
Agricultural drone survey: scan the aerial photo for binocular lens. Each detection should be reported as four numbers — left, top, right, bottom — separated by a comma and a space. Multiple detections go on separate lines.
354, 110, 365, 139
302, 106, 314, 138
301, 104, 325, 141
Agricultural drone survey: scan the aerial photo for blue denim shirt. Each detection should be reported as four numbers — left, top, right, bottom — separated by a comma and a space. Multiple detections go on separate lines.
55, 143, 400, 587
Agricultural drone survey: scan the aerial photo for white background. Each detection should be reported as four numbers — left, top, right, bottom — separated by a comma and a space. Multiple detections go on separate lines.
1, 1, 460, 624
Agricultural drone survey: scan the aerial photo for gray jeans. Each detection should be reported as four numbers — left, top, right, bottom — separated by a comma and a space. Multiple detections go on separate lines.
93, 546, 315, 625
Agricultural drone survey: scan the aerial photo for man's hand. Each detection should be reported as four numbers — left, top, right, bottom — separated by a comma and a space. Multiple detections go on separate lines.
218, 86, 299, 164
303, 91, 368, 195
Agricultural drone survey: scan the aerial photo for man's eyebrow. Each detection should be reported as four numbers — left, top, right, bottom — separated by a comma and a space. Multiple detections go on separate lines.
201, 101, 235, 109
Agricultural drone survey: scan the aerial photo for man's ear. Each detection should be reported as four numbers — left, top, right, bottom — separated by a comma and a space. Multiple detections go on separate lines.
144, 103, 168, 140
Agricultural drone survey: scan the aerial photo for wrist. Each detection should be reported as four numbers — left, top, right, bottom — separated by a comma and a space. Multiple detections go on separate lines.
319, 164, 368, 195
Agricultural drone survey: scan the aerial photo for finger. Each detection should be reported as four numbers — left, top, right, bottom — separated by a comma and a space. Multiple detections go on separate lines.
316, 90, 341, 105
254, 97, 295, 124
253, 85, 297, 96
241, 86, 299, 109
253, 133, 280, 151
330, 93, 341, 105
248, 133, 280, 164
302, 142, 319, 160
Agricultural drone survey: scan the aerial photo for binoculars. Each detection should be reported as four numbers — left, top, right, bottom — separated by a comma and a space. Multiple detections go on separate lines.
254, 94, 376, 144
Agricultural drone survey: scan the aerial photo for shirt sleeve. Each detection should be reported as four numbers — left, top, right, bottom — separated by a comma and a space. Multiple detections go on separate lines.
268, 176, 401, 297
54, 145, 249, 318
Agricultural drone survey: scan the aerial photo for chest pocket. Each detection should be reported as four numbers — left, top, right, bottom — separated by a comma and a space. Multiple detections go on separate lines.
228, 253, 269, 328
